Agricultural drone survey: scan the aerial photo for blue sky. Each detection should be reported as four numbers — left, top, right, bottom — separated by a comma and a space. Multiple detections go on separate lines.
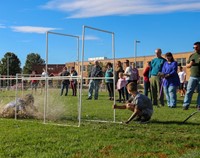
1, 0, 200, 67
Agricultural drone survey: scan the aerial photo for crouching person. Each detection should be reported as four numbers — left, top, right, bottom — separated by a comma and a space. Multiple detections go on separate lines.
113, 82, 153, 124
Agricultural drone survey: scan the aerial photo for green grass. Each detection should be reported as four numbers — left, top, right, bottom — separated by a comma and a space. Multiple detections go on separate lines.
0, 89, 200, 158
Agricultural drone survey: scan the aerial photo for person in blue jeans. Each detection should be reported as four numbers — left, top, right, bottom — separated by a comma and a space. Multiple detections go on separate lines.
183, 42, 200, 110
87, 60, 103, 100
160, 52, 180, 108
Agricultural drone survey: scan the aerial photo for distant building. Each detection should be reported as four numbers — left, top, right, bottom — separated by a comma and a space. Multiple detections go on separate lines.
88, 57, 107, 61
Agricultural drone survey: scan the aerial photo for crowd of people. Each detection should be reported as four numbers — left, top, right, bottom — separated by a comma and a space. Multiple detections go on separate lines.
27, 41, 200, 124
88, 42, 200, 124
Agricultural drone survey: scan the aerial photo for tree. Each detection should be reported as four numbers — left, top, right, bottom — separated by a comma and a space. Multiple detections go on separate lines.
0, 52, 21, 76
23, 53, 45, 74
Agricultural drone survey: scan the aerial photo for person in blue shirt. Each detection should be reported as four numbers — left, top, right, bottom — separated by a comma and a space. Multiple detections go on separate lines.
149, 48, 166, 106
105, 62, 114, 100
160, 52, 180, 108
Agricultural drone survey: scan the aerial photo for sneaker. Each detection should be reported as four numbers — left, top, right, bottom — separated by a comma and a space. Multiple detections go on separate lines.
94, 98, 98, 100
86, 97, 92, 100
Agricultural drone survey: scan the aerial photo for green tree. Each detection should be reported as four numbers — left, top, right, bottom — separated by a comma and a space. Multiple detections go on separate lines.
0, 52, 21, 76
23, 53, 45, 74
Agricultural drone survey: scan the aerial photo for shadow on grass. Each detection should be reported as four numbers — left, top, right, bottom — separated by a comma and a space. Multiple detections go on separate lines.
150, 120, 200, 125
177, 99, 198, 105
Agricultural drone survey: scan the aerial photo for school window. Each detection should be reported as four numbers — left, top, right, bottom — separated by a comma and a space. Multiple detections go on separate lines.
83, 65, 86, 71
136, 61, 143, 68
176, 58, 186, 66
80, 65, 86, 71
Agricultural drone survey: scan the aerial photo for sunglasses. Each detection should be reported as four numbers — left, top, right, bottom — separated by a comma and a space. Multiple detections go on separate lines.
193, 46, 198, 49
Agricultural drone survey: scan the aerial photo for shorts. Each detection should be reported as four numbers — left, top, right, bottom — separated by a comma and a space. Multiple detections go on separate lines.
141, 109, 153, 119
179, 83, 184, 90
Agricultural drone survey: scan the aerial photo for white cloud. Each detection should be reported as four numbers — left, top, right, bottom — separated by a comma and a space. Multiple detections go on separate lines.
41, 0, 200, 18
0, 24, 6, 28
10, 26, 60, 34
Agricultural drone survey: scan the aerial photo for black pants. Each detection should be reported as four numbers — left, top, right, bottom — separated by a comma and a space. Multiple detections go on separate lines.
106, 82, 114, 98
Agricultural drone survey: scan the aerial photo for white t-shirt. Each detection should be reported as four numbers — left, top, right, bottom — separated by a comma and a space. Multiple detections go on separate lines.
178, 71, 186, 83
124, 66, 134, 81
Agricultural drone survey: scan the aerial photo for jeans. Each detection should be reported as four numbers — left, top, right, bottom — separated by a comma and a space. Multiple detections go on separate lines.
88, 80, 100, 99
60, 83, 69, 96
183, 77, 200, 107
70, 81, 77, 96
163, 86, 177, 107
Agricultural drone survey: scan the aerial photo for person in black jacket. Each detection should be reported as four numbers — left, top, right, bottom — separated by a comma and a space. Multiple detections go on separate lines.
60, 66, 70, 96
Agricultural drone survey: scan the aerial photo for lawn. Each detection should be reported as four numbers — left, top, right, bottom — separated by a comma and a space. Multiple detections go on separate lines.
0, 88, 200, 158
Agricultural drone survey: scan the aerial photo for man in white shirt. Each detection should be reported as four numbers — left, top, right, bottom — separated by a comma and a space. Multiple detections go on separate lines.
124, 60, 134, 100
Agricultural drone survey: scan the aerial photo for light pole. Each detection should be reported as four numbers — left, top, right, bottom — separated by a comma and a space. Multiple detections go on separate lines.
134, 40, 140, 64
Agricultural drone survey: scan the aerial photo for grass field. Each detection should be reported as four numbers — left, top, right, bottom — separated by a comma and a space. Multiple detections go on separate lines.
0, 88, 200, 158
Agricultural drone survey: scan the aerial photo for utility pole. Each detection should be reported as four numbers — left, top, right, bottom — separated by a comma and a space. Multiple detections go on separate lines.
134, 40, 140, 64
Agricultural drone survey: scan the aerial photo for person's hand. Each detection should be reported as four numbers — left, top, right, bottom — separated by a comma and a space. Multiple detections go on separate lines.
164, 74, 170, 78
158, 72, 164, 78
113, 104, 117, 109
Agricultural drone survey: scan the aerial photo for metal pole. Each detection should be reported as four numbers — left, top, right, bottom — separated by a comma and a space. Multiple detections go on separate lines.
134, 40, 140, 64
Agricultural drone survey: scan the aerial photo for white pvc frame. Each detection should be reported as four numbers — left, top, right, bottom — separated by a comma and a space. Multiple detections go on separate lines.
80, 25, 119, 123
45, 31, 81, 127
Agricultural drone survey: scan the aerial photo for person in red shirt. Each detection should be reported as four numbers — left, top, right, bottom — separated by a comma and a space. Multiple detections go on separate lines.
143, 61, 151, 99
30, 70, 38, 94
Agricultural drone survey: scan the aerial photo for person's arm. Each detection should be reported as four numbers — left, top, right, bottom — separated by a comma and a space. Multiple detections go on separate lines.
143, 67, 149, 76
186, 60, 195, 68
125, 107, 140, 124
183, 72, 186, 82
186, 54, 195, 68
